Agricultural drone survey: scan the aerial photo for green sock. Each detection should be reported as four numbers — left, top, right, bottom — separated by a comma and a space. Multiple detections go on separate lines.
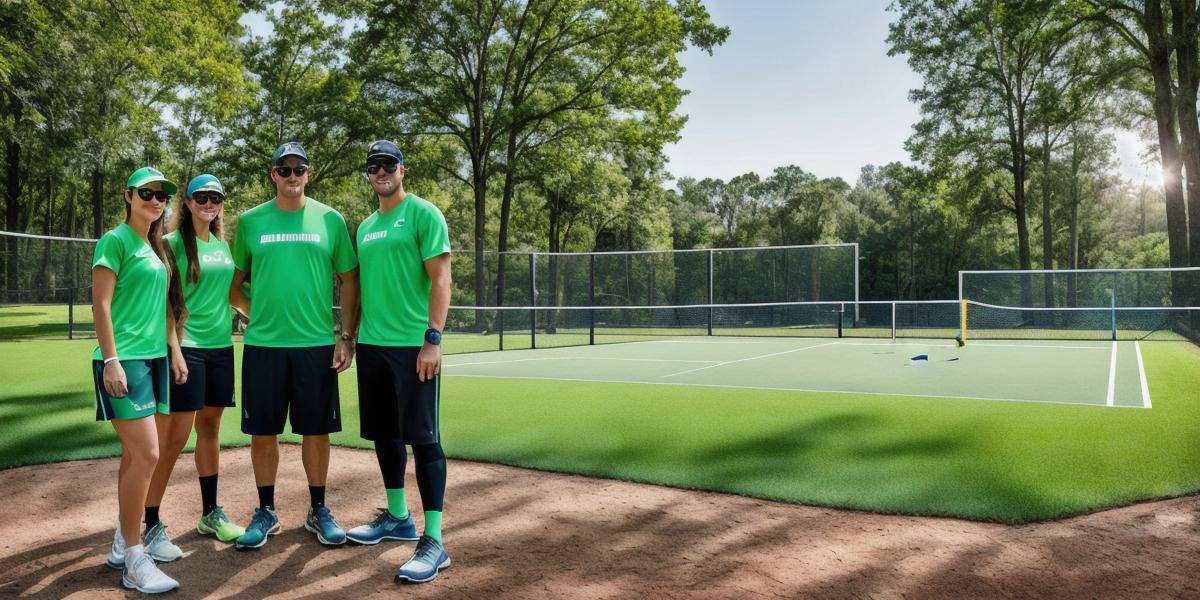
423, 511, 443, 542
386, 488, 409, 519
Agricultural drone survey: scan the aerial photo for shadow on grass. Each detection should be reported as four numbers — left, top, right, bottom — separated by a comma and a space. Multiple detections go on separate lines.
446, 411, 1067, 523
0, 391, 120, 470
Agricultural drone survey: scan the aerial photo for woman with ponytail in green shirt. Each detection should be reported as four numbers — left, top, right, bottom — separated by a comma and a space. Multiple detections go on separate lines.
92, 167, 182, 594
140, 174, 246, 556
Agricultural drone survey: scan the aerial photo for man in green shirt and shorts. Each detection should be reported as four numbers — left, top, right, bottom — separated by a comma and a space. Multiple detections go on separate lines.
230, 142, 359, 549
344, 140, 453, 583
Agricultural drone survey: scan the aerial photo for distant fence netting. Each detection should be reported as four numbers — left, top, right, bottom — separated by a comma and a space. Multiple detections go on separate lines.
447, 243, 860, 340
0, 231, 98, 339
958, 268, 1200, 342
1, 232, 860, 343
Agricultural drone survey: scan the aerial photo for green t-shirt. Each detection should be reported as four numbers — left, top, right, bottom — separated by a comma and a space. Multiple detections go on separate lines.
165, 230, 234, 348
232, 197, 358, 347
91, 223, 168, 360
357, 193, 452, 346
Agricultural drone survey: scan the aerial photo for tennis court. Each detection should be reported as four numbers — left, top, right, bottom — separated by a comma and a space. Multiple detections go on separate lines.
445, 336, 1153, 408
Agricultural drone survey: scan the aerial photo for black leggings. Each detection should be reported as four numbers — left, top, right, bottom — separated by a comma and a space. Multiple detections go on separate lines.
374, 440, 446, 511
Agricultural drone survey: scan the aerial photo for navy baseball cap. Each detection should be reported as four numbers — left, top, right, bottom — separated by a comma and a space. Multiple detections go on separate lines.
271, 141, 308, 164
366, 140, 404, 165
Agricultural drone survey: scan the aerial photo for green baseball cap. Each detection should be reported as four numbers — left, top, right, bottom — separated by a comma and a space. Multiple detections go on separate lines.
126, 167, 178, 196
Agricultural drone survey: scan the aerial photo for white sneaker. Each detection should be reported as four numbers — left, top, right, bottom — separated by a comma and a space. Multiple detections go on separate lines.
106, 526, 125, 569
143, 523, 182, 562
122, 548, 180, 594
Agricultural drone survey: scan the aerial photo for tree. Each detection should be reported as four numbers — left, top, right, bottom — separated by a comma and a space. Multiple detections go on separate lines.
351, 0, 728, 306
890, 0, 1083, 279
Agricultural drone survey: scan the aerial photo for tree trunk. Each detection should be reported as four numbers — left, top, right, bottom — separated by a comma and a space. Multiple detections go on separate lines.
1172, 0, 1200, 273
1068, 130, 1081, 307
1145, 0, 1190, 306
471, 151, 487, 332
1041, 127, 1055, 308
40, 175, 53, 294
4, 104, 20, 302
495, 134, 519, 306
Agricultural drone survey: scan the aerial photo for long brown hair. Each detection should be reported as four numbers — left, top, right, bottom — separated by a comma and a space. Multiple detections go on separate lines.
168, 192, 225, 284
125, 193, 186, 324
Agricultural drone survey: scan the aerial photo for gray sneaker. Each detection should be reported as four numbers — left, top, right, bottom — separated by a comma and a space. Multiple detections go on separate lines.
142, 523, 182, 562
106, 526, 125, 569
347, 509, 418, 545
122, 550, 180, 594
304, 505, 347, 546
394, 536, 451, 583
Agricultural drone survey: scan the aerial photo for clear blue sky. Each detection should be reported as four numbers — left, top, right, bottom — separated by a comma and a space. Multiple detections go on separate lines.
665, 0, 1157, 186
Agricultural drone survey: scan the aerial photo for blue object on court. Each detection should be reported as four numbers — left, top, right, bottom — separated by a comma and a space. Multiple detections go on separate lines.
911, 354, 929, 361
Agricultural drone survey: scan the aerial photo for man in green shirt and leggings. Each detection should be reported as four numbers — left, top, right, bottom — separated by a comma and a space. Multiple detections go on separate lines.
344, 140, 453, 583
230, 142, 359, 549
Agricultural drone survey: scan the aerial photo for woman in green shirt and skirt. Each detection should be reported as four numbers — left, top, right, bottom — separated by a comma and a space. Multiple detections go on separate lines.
91, 167, 182, 594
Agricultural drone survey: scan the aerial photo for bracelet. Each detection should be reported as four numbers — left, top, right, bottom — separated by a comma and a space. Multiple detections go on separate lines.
103, 356, 119, 365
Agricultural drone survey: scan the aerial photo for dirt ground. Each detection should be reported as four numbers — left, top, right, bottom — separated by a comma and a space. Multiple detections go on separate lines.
1, 445, 1199, 599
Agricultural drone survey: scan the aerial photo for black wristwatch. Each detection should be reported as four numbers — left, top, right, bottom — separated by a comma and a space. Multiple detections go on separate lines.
424, 328, 442, 346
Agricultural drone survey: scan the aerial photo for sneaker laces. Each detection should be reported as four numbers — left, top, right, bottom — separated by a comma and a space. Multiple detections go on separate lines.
208, 506, 229, 523
146, 524, 170, 545
250, 508, 273, 531
370, 508, 394, 527
129, 552, 160, 583
411, 539, 441, 566
313, 505, 339, 527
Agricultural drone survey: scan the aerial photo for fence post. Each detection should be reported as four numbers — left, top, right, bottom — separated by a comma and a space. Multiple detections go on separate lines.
530, 253, 537, 349
707, 249, 714, 336
1111, 272, 1118, 341
589, 254, 595, 345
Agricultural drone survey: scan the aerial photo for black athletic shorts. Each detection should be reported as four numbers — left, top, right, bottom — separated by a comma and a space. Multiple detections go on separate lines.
169, 346, 236, 412
241, 344, 341, 436
355, 344, 440, 444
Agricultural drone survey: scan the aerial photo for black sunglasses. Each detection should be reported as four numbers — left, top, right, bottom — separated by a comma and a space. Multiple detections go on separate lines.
366, 160, 400, 175
274, 165, 309, 177
134, 188, 170, 202
192, 193, 224, 205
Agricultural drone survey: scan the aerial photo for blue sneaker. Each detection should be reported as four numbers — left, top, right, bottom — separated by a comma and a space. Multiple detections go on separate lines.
347, 509, 418, 545
394, 536, 451, 584
234, 507, 280, 550
304, 505, 347, 546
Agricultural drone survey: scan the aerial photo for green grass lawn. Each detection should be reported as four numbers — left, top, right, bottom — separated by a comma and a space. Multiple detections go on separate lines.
3, 338, 1199, 523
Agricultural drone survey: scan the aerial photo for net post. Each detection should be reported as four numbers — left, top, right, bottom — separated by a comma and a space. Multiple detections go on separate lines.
529, 253, 537, 349
837, 303, 844, 338
853, 243, 860, 324
68, 290, 74, 340
499, 308, 505, 351
1111, 271, 1118, 341
589, 254, 596, 345
707, 249, 714, 336
959, 299, 968, 344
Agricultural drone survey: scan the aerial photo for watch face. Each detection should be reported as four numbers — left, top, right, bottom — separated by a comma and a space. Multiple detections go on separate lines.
426, 329, 442, 345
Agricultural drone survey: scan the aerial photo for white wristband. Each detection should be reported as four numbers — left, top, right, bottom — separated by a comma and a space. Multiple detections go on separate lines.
103, 356, 119, 365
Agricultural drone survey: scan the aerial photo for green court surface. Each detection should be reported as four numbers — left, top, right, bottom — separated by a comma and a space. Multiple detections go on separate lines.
444, 337, 1153, 408
2, 336, 1199, 523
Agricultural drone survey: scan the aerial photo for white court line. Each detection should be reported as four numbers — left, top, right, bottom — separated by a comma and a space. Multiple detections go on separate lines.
966, 342, 1111, 350
445, 356, 720, 368
1135, 341, 1152, 408
658, 341, 843, 378
638, 338, 812, 345
1106, 341, 1118, 407
452, 373, 1148, 409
